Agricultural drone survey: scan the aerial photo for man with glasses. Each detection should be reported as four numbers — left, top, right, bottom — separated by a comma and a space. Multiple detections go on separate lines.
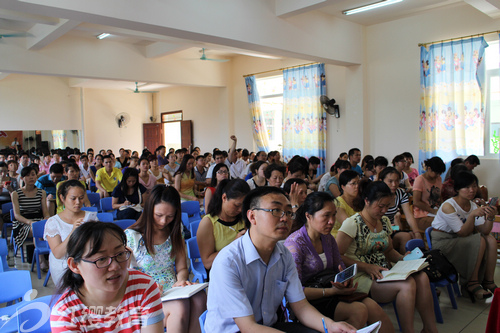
205, 186, 355, 333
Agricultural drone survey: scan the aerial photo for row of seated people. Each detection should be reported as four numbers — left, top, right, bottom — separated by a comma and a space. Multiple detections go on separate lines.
0, 143, 497, 332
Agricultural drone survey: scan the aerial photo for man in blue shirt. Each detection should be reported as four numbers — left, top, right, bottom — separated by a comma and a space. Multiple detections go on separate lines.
205, 186, 355, 333
35, 163, 65, 215
348, 148, 363, 176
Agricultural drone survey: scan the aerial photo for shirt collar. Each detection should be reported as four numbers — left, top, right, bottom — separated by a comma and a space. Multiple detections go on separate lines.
242, 230, 283, 266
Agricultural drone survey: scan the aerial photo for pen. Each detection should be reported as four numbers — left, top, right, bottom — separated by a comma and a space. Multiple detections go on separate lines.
322, 317, 328, 333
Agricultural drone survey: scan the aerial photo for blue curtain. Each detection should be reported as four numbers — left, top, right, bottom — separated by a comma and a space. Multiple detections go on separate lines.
282, 64, 327, 173
245, 76, 270, 152
419, 37, 487, 171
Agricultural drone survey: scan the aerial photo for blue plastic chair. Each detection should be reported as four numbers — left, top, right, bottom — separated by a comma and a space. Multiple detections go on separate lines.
0, 238, 15, 272
100, 197, 117, 220
96, 212, 114, 222
87, 192, 100, 209
423, 228, 460, 323
1, 202, 13, 239
199, 310, 207, 333
190, 220, 200, 238
113, 219, 136, 230
186, 237, 207, 283
0, 270, 32, 317
81, 206, 98, 212
30, 220, 51, 280
15, 295, 56, 333
181, 212, 190, 230
181, 201, 201, 224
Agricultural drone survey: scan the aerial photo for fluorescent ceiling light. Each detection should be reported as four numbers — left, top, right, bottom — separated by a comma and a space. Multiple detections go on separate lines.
96, 33, 111, 40
343, 0, 403, 15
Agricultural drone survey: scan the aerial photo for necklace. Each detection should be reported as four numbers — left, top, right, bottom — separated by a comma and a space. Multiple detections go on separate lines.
360, 212, 378, 233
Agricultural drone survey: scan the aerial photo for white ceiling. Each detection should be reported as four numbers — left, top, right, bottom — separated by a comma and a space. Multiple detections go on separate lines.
0, 0, 498, 90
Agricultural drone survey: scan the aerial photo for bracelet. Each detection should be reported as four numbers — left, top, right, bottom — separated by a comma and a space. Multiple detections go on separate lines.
322, 288, 325, 297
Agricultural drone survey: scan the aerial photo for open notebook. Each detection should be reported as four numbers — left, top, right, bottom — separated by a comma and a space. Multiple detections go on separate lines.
357, 321, 381, 333
376, 259, 428, 282
161, 283, 209, 302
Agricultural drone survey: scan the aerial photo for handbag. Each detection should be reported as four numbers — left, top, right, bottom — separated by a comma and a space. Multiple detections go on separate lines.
303, 269, 337, 289
422, 249, 458, 283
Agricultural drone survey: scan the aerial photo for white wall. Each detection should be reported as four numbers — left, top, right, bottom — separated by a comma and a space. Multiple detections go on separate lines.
365, 3, 500, 195
0, 74, 80, 130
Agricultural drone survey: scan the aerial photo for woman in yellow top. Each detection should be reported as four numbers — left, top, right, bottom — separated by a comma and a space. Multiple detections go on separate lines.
174, 154, 200, 203
332, 170, 360, 237
197, 179, 250, 272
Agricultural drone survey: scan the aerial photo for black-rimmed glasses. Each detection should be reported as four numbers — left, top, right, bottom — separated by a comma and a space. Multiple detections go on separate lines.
81, 250, 131, 269
252, 208, 295, 219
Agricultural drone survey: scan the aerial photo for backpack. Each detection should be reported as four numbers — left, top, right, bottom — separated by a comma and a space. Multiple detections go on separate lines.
422, 249, 458, 283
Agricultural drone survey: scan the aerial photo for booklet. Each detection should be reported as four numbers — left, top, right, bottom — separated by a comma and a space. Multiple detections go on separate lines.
376, 259, 428, 282
161, 283, 209, 302
357, 321, 381, 333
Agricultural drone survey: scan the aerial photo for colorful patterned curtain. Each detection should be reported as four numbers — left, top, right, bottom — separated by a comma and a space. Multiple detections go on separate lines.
245, 76, 270, 152
283, 63, 327, 173
419, 37, 488, 170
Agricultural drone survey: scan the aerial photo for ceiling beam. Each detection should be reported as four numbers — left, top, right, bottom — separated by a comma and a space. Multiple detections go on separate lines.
27, 19, 81, 50
465, 0, 500, 18
0, 8, 58, 25
275, 0, 343, 18
144, 42, 190, 58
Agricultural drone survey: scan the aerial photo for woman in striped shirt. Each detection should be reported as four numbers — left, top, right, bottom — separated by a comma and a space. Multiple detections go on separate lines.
50, 222, 164, 333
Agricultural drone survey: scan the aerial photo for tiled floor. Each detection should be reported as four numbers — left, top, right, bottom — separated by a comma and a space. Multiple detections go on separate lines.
7, 253, 500, 332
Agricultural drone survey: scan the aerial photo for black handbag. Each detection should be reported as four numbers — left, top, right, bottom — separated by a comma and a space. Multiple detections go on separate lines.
422, 249, 458, 283
303, 269, 337, 289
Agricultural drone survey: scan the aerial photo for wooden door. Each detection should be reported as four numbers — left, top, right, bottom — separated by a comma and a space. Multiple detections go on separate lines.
181, 120, 192, 150
143, 123, 162, 152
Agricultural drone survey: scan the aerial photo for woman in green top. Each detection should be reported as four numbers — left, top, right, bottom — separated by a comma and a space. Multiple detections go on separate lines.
197, 179, 250, 271
332, 170, 360, 236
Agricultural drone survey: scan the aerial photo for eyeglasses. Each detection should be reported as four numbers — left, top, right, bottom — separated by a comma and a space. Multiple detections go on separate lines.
81, 250, 131, 269
252, 208, 296, 219
217, 170, 229, 175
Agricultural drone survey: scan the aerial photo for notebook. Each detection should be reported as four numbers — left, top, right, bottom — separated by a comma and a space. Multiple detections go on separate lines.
161, 283, 209, 302
376, 259, 428, 282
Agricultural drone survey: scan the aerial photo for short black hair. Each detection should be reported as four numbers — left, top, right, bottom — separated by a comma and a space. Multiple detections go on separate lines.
464, 155, 480, 166
49, 163, 64, 174
242, 149, 249, 157
309, 156, 320, 165
242, 186, 287, 229
264, 164, 286, 180
454, 171, 478, 192
374, 156, 389, 167
348, 148, 360, 157
283, 178, 307, 194
213, 150, 224, 158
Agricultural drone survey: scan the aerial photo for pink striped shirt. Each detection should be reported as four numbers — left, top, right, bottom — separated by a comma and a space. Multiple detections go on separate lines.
50, 269, 164, 332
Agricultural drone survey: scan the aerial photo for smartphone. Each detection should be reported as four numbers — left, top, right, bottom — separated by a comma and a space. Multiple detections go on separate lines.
489, 197, 498, 207
83, 211, 97, 222
403, 247, 424, 261
334, 264, 357, 283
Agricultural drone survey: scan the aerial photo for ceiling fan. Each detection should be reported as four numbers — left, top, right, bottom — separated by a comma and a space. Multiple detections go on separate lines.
0, 32, 30, 39
129, 82, 159, 93
199, 48, 229, 62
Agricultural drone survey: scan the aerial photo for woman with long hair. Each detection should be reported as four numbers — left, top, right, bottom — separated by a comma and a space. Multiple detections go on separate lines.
174, 154, 200, 203
197, 179, 250, 272
285, 192, 394, 332
204, 163, 229, 213
336, 181, 438, 333
51, 222, 164, 332
112, 168, 147, 220
125, 185, 206, 332
45, 180, 96, 286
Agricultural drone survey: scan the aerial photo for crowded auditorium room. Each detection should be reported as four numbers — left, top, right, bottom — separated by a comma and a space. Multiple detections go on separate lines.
1, 1, 500, 332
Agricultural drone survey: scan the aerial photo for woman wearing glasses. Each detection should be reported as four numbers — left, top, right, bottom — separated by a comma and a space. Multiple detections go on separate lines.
197, 179, 250, 272
203, 163, 229, 213
125, 185, 206, 333
51, 222, 164, 333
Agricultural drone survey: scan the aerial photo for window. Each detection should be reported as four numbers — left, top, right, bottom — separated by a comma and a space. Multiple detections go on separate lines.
161, 111, 183, 150
485, 40, 500, 156
256, 75, 283, 152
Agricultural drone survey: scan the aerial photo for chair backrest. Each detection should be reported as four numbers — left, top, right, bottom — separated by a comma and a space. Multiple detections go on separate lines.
81, 206, 98, 212
186, 237, 200, 259
17, 295, 58, 333
0, 238, 11, 272
425, 227, 433, 250
181, 201, 201, 222
10, 209, 15, 222
100, 197, 114, 212
0, 270, 32, 304
199, 310, 207, 333
96, 212, 114, 222
31, 220, 48, 248
181, 212, 190, 229
113, 219, 136, 230
405, 239, 425, 252
1, 202, 13, 215
87, 193, 100, 208
190, 220, 200, 238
